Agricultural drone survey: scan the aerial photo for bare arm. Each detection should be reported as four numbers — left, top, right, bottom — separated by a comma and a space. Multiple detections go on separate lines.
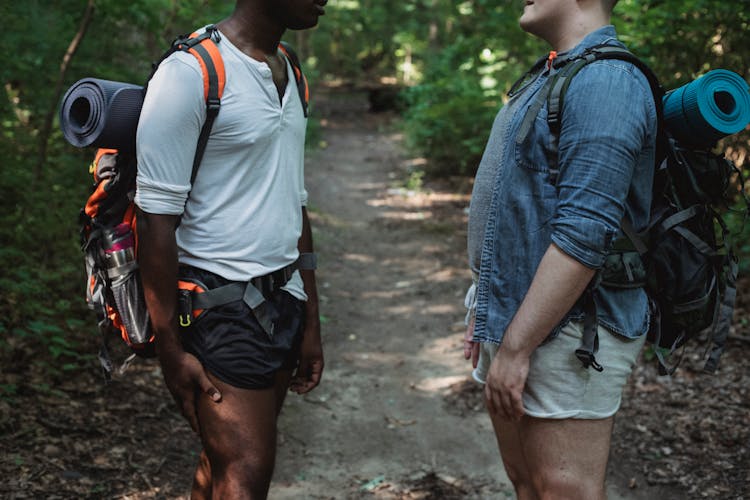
137, 210, 181, 353
290, 206, 324, 393
485, 243, 595, 420
136, 208, 220, 433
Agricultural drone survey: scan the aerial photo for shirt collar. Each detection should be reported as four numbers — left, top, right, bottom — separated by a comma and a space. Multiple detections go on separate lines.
559, 25, 621, 60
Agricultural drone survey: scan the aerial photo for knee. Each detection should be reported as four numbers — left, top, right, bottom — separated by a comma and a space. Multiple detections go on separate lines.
533, 471, 605, 500
496, 450, 536, 497
211, 452, 276, 499
503, 460, 532, 488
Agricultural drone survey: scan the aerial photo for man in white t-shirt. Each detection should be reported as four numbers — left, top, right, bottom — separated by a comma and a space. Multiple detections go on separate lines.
135, 0, 326, 497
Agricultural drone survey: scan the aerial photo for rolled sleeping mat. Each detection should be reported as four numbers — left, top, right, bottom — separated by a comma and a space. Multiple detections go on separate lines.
663, 69, 750, 149
59, 78, 144, 152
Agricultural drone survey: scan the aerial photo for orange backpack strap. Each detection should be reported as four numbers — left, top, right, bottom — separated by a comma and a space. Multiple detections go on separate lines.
278, 41, 309, 118
172, 25, 226, 183
143, 25, 226, 185
180, 27, 226, 107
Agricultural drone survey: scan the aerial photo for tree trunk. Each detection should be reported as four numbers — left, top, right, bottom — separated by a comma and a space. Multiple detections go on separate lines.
35, 0, 96, 179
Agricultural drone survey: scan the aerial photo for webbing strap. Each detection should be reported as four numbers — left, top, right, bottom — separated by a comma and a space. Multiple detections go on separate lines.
188, 257, 313, 337
298, 252, 317, 270
671, 276, 716, 315
243, 285, 275, 335
575, 291, 604, 372
673, 226, 716, 255
660, 205, 699, 231
507, 55, 547, 98
704, 257, 738, 372
278, 42, 309, 118
179, 27, 225, 184
191, 282, 245, 310
515, 78, 555, 146
547, 56, 593, 134
647, 293, 690, 376
188, 280, 276, 335
621, 217, 648, 255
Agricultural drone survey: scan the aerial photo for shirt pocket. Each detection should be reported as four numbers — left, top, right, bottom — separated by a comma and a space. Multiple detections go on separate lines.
513, 110, 555, 174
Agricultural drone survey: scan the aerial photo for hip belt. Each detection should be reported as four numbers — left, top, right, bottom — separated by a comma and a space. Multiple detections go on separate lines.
177, 252, 317, 337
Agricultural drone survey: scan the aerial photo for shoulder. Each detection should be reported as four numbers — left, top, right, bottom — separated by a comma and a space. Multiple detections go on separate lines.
145, 51, 205, 109
152, 51, 204, 84
561, 57, 657, 129
570, 57, 653, 102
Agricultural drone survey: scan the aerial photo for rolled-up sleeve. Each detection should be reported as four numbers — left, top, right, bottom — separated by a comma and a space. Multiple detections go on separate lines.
551, 61, 653, 269
135, 54, 205, 215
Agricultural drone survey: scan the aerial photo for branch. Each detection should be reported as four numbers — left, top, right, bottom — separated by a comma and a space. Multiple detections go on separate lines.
728, 333, 750, 345
35, 0, 96, 179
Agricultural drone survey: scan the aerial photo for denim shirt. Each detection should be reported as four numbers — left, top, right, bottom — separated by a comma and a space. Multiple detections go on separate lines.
471, 26, 657, 345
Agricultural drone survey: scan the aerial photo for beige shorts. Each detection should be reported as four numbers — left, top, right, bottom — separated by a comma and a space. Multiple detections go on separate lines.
472, 321, 645, 419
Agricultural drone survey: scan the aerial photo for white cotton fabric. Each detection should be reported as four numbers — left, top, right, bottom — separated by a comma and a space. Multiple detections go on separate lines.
472, 321, 645, 419
135, 30, 308, 299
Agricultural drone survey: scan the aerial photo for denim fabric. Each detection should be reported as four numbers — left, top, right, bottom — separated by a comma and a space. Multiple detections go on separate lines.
472, 26, 657, 345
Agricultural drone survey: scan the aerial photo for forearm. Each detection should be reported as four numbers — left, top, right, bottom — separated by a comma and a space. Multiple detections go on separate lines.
502, 243, 596, 356
298, 207, 319, 325
136, 208, 182, 358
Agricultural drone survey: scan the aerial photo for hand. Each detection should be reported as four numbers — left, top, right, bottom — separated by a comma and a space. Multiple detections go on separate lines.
463, 315, 480, 369
484, 345, 529, 421
160, 350, 221, 434
290, 320, 324, 394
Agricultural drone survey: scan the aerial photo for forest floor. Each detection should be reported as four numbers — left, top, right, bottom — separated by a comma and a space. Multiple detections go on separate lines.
1, 89, 748, 499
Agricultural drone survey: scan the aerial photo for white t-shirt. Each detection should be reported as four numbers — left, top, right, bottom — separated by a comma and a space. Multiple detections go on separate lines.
135, 31, 307, 299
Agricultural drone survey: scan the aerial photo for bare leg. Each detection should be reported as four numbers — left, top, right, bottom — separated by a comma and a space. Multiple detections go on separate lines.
191, 370, 294, 500
489, 413, 539, 500
489, 410, 613, 500
191, 450, 212, 500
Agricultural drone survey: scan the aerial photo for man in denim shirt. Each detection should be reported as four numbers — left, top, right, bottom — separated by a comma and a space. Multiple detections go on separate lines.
463, 0, 656, 498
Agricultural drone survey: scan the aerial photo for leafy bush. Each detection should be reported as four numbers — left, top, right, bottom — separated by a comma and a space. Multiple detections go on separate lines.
402, 69, 498, 177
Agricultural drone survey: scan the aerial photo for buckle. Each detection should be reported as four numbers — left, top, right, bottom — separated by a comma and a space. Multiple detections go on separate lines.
206, 98, 221, 115
251, 275, 273, 295
575, 349, 604, 372
177, 289, 193, 327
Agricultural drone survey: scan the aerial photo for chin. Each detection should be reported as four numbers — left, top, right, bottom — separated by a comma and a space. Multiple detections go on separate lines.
518, 17, 535, 35
518, 13, 545, 37
287, 17, 320, 30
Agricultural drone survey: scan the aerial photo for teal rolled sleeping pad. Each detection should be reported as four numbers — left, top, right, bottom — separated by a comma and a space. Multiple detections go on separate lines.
663, 69, 750, 149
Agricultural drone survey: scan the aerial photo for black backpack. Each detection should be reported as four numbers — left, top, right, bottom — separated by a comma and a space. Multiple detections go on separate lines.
516, 45, 747, 374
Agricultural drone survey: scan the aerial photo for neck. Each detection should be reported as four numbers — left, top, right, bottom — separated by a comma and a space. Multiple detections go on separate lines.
543, 3, 610, 52
548, 22, 607, 52
217, 4, 285, 60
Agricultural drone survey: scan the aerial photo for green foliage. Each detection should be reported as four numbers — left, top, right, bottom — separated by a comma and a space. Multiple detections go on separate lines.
0, 0, 231, 380
402, 66, 498, 176
398, 1, 545, 175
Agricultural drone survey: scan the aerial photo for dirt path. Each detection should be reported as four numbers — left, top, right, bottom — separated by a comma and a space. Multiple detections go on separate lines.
269, 91, 506, 499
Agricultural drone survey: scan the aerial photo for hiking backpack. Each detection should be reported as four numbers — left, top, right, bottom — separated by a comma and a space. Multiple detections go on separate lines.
77, 26, 310, 376
515, 45, 748, 374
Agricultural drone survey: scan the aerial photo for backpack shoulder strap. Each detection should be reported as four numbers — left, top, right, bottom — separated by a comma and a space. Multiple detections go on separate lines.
545, 45, 666, 185
547, 45, 664, 135
278, 41, 310, 118
173, 25, 226, 183
145, 25, 226, 184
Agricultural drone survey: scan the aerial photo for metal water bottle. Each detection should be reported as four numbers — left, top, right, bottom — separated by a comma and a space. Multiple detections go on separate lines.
103, 223, 136, 274
102, 223, 151, 345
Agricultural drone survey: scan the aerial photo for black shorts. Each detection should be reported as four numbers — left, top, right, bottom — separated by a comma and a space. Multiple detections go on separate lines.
178, 265, 304, 390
